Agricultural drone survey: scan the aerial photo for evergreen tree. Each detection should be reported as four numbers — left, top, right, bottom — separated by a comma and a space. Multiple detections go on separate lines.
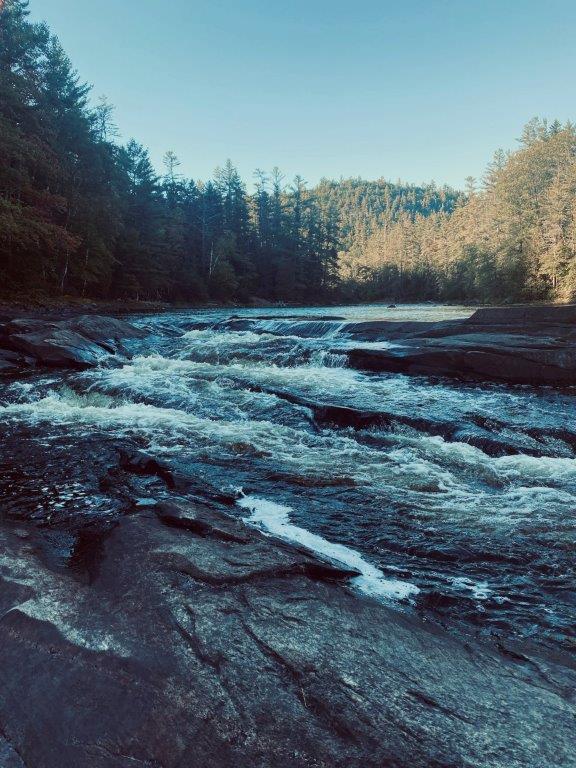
1, 4, 575, 308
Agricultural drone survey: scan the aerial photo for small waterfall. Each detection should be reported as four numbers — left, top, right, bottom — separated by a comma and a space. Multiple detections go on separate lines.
309, 350, 348, 368
253, 319, 347, 338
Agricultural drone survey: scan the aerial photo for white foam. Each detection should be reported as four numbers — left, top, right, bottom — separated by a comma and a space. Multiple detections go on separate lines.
182, 328, 268, 344
452, 577, 491, 600
237, 494, 419, 601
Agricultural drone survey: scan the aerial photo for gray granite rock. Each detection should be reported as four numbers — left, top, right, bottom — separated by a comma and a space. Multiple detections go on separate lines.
346, 304, 576, 384
0, 501, 574, 768
0, 315, 145, 369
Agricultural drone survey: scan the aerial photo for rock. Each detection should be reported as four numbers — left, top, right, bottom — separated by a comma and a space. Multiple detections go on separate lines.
155, 501, 361, 580
0, 348, 33, 364
0, 349, 21, 372
0, 502, 574, 767
343, 319, 455, 341
0, 737, 26, 768
117, 448, 238, 504
250, 386, 567, 457
156, 501, 252, 543
346, 304, 576, 385
0, 314, 146, 370
348, 343, 576, 385
3, 318, 58, 335
8, 327, 114, 368
117, 447, 177, 485
62, 315, 147, 344
464, 303, 576, 327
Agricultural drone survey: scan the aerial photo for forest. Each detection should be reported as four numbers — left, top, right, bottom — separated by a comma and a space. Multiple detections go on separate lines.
2, 0, 576, 305
344, 119, 576, 304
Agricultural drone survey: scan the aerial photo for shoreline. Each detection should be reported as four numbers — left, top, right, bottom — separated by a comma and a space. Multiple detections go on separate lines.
0, 296, 570, 321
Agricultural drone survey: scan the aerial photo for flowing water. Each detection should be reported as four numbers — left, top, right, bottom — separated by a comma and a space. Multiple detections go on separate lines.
1, 303, 575, 650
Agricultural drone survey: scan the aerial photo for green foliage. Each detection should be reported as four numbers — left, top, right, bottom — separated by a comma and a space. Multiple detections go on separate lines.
1, 1, 575, 306
0, 0, 465, 304
346, 121, 576, 304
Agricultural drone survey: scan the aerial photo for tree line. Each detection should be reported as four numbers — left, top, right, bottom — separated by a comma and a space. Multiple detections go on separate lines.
0, 0, 461, 305
345, 119, 576, 304
3, 1, 574, 306
0, 1, 336, 302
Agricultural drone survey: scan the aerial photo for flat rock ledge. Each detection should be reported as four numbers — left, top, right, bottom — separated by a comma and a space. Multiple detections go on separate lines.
345, 304, 576, 385
0, 315, 146, 370
0, 500, 574, 768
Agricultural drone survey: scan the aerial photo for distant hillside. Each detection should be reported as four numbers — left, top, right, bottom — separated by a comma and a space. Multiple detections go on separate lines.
311, 177, 463, 250
340, 119, 576, 304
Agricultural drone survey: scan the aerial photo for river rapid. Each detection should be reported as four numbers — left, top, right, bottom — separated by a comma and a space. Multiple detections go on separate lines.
1, 303, 575, 651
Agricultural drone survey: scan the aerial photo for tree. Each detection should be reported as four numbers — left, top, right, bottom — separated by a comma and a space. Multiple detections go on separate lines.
163, 150, 182, 186
93, 95, 118, 142
2, 8, 574, 311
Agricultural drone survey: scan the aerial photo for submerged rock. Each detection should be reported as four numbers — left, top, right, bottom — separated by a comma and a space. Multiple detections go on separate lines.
0, 499, 574, 768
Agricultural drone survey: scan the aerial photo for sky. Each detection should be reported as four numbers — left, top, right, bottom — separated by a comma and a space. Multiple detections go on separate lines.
29, 0, 576, 190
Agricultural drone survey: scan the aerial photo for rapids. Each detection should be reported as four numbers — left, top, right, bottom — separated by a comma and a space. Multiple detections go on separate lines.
1, 303, 575, 651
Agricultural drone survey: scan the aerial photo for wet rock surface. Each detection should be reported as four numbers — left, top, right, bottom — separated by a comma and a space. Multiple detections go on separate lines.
1, 491, 575, 768
345, 304, 576, 384
0, 315, 146, 370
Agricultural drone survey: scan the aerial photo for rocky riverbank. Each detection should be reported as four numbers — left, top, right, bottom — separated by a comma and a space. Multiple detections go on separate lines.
344, 304, 576, 385
1, 305, 576, 766
1, 473, 575, 767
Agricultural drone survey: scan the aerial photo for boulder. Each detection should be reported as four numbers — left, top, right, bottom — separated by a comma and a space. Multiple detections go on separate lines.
346, 304, 576, 385
348, 345, 576, 384
9, 327, 113, 368
3, 318, 58, 335
62, 314, 147, 343
0, 314, 146, 370
117, 448, 178, 486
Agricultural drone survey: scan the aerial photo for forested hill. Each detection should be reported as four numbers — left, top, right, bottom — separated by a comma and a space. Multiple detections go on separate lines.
2, 1, 575, 306
0, 0, 459, 305
343, 119, 576, 305
314, 178, 461, 250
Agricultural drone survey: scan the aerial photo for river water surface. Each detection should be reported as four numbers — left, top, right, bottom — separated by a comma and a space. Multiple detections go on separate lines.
1, 304, 575, 651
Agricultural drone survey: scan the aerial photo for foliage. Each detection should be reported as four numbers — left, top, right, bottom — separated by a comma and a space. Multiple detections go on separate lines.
1, 3, 574, 305
346, 118, 576, 303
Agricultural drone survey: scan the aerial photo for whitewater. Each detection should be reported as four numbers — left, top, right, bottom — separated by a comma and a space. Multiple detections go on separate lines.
0, 303, 574, 650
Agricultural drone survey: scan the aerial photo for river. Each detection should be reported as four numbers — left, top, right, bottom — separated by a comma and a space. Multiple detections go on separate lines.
1, 303, 574, 651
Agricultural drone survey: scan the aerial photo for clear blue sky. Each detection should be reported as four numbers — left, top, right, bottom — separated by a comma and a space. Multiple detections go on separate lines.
30, 0, 576, 189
